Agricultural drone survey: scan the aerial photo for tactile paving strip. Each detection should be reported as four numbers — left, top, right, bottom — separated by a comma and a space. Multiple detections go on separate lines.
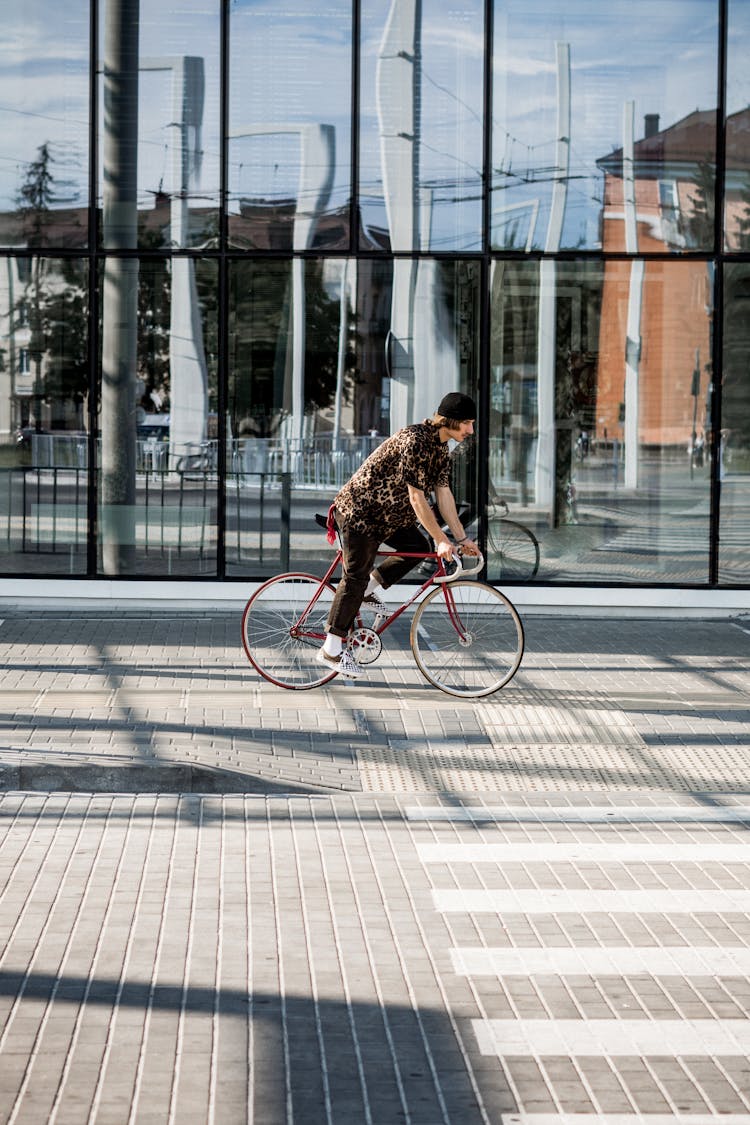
477, 695, 642, 745
356, 739, 750, 793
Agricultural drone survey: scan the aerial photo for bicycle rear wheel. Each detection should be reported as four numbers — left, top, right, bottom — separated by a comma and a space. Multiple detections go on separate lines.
241, 573, 337, 689
410, 580, 524, 698
488, 517, 540, 580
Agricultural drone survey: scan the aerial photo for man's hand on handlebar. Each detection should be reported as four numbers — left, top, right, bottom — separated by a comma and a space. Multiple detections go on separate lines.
436, 536, 480, 561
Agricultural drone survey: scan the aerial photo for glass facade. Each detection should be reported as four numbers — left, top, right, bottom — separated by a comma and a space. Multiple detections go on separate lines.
0, 0, 747, 589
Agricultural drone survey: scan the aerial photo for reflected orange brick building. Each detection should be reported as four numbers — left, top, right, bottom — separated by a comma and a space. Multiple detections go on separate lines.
593, 108, 750, 450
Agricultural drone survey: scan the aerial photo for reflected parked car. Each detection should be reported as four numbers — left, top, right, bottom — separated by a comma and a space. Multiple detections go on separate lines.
137, 413, 170, 442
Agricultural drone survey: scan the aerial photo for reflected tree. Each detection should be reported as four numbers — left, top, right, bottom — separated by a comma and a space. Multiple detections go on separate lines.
553, 267, 601, 526
30, 262, 88, 426
734, 175, 750, 251
15, 145, 55, 433
137, 250, 171, 412
684, 160, 716, 249
723, 264, 750, 450
230, 261, 356, 437
16, 144, 55, 247
303, 261, 358, 414
13, 145, 88, 432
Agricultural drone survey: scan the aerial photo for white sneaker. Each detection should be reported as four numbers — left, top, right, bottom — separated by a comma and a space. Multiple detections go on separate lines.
361, 591, 385, 613
316, 648, 365, 679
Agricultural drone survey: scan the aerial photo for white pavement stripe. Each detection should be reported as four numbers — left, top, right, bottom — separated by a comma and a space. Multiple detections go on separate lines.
408, 805, 750, 823
498, 1117, 750, 1125
473, 1017, 750, 1056
434, 889, 750, 913
418, 842, 750, 863
450, 946, 750, 976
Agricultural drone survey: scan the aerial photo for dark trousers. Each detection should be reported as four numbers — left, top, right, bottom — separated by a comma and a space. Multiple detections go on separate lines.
326, 515, 429, 638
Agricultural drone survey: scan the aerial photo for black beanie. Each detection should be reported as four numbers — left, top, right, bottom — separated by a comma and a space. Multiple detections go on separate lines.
437, 391, 477, 421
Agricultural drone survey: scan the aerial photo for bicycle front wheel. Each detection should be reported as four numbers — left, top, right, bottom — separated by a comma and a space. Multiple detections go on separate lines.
488, 518, 540, 580
241, 573, 337, 689
410, 580, 524, 698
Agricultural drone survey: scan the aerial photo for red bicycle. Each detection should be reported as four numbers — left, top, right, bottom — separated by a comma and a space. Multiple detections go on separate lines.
241, 533, 524, 699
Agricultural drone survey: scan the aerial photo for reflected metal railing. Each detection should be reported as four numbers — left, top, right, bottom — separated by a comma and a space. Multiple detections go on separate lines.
7, 432, 380, 567
25, 432, 382, 488
1, 464, 294, 570
3, 466, 217, 561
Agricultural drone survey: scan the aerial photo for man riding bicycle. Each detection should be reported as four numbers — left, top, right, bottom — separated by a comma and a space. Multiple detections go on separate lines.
318, 391, 480, 679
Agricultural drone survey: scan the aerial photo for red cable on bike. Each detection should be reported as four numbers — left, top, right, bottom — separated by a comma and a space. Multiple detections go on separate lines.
325, 504, 337, 546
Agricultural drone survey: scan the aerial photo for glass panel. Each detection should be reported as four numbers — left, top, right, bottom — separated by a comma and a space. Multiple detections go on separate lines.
97, 257, 218, 575
98, 0, 221, 249
719, 264, 750, 582
360, 0, 484, 251
0, 1, 89, 249
0, 256, 89, 573
227, 257, 480, 577
492, 0, 719, 252
488, 258, 713, 583
228, 2, 352, 251
725, 0, 750, 251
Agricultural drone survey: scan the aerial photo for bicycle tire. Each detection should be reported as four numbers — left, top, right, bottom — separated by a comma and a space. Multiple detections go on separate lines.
410, 579, 524, 698
241, 573, 338, 690
487, 517, 540, 580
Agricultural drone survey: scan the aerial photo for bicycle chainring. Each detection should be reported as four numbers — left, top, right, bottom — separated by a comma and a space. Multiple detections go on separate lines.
349, 627, 382, 665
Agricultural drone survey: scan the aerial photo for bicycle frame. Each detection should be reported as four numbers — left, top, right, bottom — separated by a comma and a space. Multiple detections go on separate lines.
290, 549, 469, 644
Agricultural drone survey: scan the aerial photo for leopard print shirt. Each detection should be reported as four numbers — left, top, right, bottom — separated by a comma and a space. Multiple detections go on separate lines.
333, 421, 451, 539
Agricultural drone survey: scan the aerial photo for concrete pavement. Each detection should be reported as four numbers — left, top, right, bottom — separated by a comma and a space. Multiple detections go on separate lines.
0, 606, 749, 1122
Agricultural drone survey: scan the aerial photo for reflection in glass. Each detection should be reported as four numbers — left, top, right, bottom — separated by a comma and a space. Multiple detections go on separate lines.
227, 257, 479, 577
228, 2, 352, 250
488, 258, 713, 582
0, 0, 89, 249
719, 264, 750, 582
98, 258, 218, 576
492, 1, 718, 252
725, 0, 750, 251
98, 0, 221, 249
0, 256, 89, 573
360, 0, 484, 251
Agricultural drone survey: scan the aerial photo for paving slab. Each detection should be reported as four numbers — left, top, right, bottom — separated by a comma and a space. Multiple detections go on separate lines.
0, 609, 748, 1122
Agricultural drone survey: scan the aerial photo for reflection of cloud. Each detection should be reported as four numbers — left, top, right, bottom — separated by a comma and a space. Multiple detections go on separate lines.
423, 25, 485, 54
0, 0, 223, 213
494, 54, 555, 78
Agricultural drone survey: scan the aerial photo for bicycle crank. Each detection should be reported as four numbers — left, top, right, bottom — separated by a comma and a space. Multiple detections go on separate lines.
349, 627, 382, 664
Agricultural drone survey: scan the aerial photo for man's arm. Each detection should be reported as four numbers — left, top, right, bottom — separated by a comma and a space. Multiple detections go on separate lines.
433, 484, 480, 555
407, 484, 479, 558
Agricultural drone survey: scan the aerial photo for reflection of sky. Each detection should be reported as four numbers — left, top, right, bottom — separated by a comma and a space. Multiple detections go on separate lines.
111, 0, 222, 213
0, 2, 89, 213
228, 1, 352, 214
0, 0, 223, 216
2, 0, 745, 244
359, 0, 485, 250
727, 0, 750, 115
493, 0, 721, 248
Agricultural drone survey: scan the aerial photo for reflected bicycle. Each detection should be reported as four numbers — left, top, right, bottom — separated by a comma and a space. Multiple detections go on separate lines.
241, 533, 524, 699
486, 498, 540, 580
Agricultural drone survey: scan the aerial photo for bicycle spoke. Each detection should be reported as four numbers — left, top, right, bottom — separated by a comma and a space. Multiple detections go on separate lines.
487, 518, 540, 580
410, 580, 523, 698
241, 574, 337, 689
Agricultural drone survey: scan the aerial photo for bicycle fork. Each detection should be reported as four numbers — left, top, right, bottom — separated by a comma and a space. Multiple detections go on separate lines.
441, 584, 470, 642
